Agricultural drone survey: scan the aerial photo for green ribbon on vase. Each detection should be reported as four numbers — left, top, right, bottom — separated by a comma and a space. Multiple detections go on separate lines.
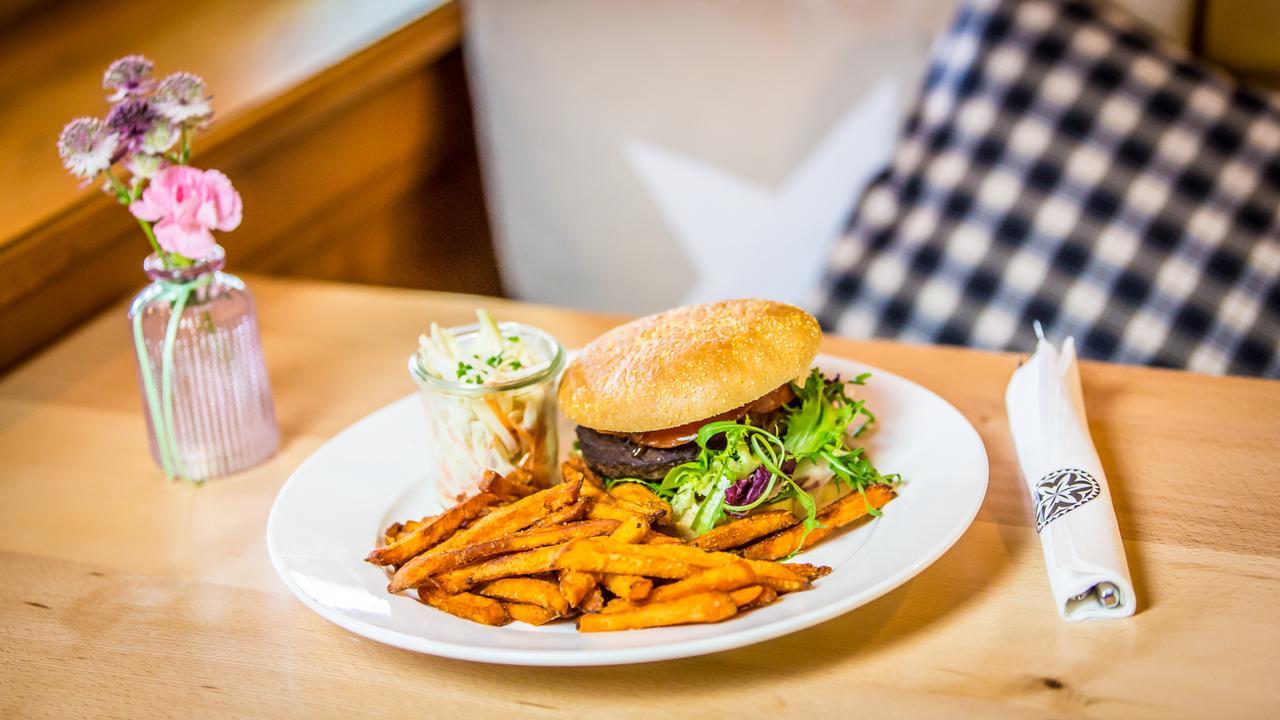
131, 273, 213, 482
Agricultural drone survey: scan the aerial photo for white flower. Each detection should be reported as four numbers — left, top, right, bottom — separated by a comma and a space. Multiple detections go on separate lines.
57, 117, 119, 179
126, 153, 165, 179
152, 72, 212, 124
103, 55, 156, 102
141, 122, 179, 154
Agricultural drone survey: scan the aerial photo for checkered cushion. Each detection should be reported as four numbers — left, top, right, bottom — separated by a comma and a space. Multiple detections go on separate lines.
816, 0, 1280, 377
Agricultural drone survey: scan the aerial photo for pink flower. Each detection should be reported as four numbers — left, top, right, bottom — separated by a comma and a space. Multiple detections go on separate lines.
130, 166, 242, 260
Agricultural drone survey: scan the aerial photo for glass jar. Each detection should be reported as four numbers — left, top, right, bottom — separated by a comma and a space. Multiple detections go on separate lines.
127, 245, 279, 480
408, 322, 564, 504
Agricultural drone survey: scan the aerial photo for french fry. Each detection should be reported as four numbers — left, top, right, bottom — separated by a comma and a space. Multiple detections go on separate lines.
586, 497, 652, 525
569, 539, 811, 592
555, 542, 701, 580
405, 515, 442, 534
564, 456, 604, 499
558, 569, 598, 608
384, 517, 437, 546
614, 500, 670, 525
600, 573, 653, 601
644, 561, 756, 604
475, 578, 570, 615
602, 598, 637, 614
429, 474, 583, 556
609, 515, 650, 544
606, 481, 664, 505
574, 474, 664, 524
383, 522, 404, 547
691, 510, 796, 551
417, 587, 508, 626
644, 531, 683, 545
574, 538, 720, 564
732, 562, 806, 593
479, 469, 538, 500
742, 484, 896, 561
607, 483, 674, 526
366, 493, 499, 567
532, 497, 589, 528
581, 585, 606, 613
728, 585, 775, 609
505, 466, 537, 487
505, 603, 558, 626
577, 592, 738, 632
579, 481, 608, 502
432, 545, 565, 594
387, 519, 618, 593
784, 563, 833, 582
563, 455, 604, 489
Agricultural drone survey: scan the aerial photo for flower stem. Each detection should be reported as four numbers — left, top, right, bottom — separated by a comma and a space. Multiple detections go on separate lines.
136, 218, 170, 269
107, 169, 172, 269
104, 170, 131, 204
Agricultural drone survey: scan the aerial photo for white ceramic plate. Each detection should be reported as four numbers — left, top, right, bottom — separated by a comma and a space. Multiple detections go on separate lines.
267, 354, 988, 666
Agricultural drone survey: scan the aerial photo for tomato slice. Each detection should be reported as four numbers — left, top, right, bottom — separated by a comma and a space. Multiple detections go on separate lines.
601, 383, 795, 448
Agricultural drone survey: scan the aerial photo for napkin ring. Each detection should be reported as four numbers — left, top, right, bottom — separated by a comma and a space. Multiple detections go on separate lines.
1032, 468, 1101, 533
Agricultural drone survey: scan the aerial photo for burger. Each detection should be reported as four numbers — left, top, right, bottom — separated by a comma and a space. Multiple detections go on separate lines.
557, 299, 896, 538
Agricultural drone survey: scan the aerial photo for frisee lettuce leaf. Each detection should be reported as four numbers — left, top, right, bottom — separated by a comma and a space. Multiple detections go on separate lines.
655, 370, 898, 545
783, 369, 896, 516
783, 369, 870, 456
661, 420, 823, 543
661, 422, 767, 534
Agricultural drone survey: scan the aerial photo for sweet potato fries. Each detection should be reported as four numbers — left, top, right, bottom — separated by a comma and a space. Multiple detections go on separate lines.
366, 458, 895, 631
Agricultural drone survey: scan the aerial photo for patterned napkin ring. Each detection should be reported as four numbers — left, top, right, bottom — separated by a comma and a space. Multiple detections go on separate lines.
1032, 467, 1101, 533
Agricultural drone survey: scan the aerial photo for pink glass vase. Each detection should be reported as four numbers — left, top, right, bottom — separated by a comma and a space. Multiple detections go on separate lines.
127, 245, 278, 480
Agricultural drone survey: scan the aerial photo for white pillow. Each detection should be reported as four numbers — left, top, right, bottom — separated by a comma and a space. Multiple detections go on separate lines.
465, 0, 958, 313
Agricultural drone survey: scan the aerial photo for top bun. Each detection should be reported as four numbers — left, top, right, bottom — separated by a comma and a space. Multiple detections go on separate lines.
558, 299, 821, 433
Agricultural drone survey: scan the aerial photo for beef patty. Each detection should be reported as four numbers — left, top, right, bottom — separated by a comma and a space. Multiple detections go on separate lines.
575, 426, 699, 481
575, 406, 789, 481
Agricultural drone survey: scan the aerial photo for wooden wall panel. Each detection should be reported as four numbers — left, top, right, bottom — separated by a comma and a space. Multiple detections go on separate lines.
241, 51, 498, 295
0, 3, 501, 373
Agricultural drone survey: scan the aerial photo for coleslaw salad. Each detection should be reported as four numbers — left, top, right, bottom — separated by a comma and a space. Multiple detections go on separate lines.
409, 311, 564, 502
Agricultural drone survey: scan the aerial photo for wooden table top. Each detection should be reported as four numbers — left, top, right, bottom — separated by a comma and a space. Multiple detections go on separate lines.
2, 277, 1278, 718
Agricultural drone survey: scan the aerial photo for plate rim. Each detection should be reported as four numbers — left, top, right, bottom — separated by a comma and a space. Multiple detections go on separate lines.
267, 354, 989, 666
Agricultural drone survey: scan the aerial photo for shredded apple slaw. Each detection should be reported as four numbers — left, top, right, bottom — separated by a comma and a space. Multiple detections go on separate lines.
411, 310, 563, 502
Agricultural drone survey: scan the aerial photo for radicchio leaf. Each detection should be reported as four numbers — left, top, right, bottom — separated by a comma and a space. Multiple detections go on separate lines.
724, 459, 796, 517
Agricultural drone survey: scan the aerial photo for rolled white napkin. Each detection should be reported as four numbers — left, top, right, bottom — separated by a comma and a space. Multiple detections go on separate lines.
1005, 328, 1136, 621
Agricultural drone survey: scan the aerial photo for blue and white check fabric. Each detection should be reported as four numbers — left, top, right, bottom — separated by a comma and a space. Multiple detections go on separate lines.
816, 0, 1280, 377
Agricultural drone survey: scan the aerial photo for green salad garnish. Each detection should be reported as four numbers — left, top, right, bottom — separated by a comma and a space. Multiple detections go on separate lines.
639, 368, 899, 554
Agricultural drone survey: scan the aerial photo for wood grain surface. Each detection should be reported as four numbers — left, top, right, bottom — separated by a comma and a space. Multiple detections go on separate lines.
1, 278, 1278, 718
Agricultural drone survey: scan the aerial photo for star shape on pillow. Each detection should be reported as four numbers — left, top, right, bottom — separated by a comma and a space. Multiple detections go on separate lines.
623, 80, 899, 308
